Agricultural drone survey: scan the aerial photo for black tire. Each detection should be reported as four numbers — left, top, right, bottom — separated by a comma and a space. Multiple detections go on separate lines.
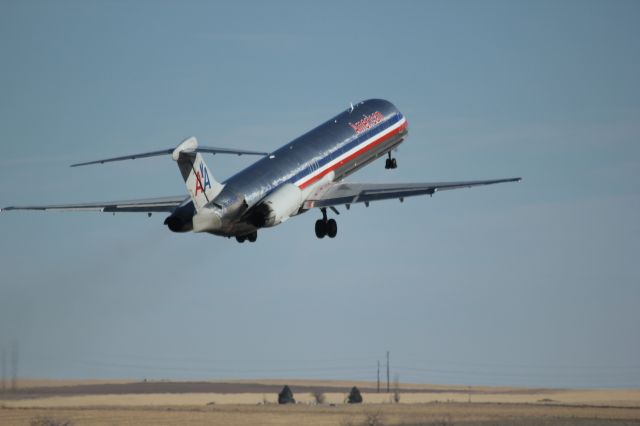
384, 158, 391, 169
391, 158, 397, 169
247, 232, 257, 242
326, 219, 337, 238
315, 220, 326, 238
236, 235, 246, 243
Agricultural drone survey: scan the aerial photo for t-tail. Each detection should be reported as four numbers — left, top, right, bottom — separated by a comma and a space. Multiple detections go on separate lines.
172, 137, 223, 212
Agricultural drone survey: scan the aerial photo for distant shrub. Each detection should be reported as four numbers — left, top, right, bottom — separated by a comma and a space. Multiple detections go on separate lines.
341, 410, 384, 426
278, 385, 296, 404
311, 390, 326, 404
363, 410, 384, 426
347, 386, 363, 404
30, 417, 73, 426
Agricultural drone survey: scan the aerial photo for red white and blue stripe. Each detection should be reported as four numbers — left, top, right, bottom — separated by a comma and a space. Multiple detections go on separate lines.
294, 113, 408, 189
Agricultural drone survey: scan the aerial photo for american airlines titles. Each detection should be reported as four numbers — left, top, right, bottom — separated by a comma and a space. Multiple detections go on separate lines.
349, 111, 384, 134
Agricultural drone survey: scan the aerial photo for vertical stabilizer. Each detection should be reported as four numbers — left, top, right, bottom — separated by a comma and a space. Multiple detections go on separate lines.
172, 137, 223, 211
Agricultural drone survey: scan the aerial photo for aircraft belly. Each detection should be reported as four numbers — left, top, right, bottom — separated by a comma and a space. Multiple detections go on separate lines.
208, 222, 258, 237
333, 133, 405, 181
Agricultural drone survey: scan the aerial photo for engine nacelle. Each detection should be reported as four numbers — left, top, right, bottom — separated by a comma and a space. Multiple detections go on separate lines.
192, 209, 222, 233
163, 203, 195, 233
248, 183, 303, 228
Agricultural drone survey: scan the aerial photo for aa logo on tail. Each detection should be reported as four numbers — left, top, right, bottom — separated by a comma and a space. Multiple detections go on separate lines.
194, 162, 211, 195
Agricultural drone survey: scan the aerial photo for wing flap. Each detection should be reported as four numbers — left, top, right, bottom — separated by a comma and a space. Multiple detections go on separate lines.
304, 178, 522, 209
2, 195, 187, 213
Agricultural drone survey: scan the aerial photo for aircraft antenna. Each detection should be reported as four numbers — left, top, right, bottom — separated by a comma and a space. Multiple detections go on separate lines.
349, 102, 354, 113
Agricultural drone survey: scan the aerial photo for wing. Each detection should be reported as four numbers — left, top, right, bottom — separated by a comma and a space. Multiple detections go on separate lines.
71, 146, 269, 167
303, 178, 522, 209
2, 195, 188, 213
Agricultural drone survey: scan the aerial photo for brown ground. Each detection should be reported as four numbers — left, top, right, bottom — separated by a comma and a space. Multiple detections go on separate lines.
2, 379, 558, 398
1, 380, 639, 425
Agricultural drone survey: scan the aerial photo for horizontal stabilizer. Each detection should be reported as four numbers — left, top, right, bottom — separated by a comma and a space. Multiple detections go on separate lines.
71, 144, 269, 167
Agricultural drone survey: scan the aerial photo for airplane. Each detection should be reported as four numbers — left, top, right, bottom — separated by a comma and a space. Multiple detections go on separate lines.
2, 99, 521, 242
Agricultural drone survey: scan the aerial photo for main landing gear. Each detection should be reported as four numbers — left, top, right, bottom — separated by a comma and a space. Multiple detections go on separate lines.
236, 231, 257, 243
385, 151, 397, 169
315, 208, 337, 239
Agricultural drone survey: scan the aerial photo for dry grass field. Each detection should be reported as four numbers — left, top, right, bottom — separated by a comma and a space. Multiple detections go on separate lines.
1, 380, 640, 425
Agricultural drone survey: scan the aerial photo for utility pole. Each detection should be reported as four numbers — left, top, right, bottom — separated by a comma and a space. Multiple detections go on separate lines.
11, 341, 18, 392
377, 360, 380, 393
1, 348, 5, 393
386, 351, 390, 393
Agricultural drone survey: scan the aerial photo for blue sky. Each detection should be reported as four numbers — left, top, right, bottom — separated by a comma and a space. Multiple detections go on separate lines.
1, 0, 639, 388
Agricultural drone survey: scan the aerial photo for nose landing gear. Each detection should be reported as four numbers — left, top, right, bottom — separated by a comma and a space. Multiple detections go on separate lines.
315, 208, 337, 239
385, 151, 397, 169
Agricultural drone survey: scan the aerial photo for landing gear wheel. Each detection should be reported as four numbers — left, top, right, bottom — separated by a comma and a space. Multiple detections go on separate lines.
385, 152, 397, 169
315, 219, 326, 239
247, 231, 257, 242
235, 235, 246, 243
326, 219, 337, 238
315, 208, 338, 239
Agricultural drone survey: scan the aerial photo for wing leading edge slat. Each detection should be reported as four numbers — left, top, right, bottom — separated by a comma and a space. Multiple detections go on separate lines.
304, 178, 522, 209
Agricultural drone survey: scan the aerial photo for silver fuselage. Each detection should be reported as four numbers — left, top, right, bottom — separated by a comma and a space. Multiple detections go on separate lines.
176, 99, 408, 236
